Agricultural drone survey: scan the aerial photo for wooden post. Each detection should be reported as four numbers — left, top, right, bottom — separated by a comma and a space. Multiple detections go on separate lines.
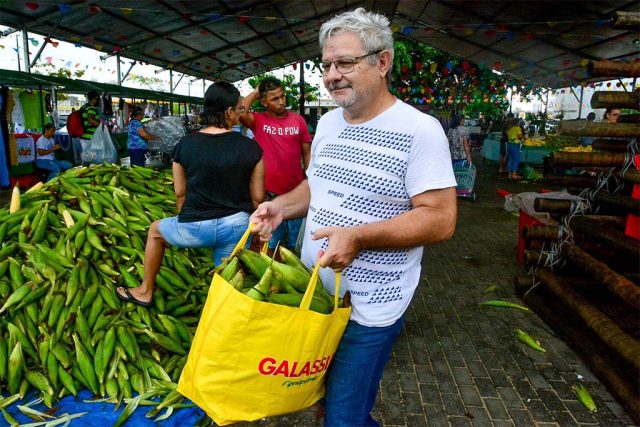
611, 11, 640, 30
524, 249, 545, 266
563, 244, 640, 309
533, 198, 574, 214
544, 174, 598, 188
515, 277, 640, 424
593, 191, 640, 216
570, 215, 639, 259
618, 168, 640, 184
522, 225, 560, 241
617, 114, 640, 124
535, 269, 640, 369
557, 120, 640, 138
549, 151, 627, 167
590, 90, 640, 109
588, 60, 640, 78
592, 138, 634, 153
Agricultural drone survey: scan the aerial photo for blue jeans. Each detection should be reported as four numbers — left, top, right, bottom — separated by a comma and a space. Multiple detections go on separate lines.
269, 217, 303, 249
507, 142, 521, 173
129, 148, 148, 167
35, 159, 73, 181
323, 317, 405, 427
73, 138, 86, 164
157, 211, 250, 266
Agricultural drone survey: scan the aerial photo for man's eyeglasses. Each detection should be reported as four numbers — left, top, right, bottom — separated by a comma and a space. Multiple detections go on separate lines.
232, 105, 246, 112
321, 50, 383, 75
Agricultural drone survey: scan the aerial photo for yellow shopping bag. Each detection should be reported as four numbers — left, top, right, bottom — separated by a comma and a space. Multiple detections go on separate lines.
177, 227, 351, 425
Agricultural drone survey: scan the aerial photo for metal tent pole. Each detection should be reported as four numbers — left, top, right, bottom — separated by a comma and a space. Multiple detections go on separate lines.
21, 31, 30, 73
116, 54, 122, 86
299, 60, 305, 115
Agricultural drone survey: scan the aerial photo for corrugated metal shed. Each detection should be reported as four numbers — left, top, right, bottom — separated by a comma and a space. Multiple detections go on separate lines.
1, 0, 638, 89
0, 68, 203, 103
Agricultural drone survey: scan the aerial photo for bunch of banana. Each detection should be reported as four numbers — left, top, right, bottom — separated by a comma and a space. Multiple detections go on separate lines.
217, 246, 340, 314
0, 164, 215, 422
543, 134, 581, 150
560, 145, 593, 152
523, 137, 545, 147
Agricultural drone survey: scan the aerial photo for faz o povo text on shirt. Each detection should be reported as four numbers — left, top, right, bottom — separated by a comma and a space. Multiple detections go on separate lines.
262, 124, 301, 136
258, 354, 334, 385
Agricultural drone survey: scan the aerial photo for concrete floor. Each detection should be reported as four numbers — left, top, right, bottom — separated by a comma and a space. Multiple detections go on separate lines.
1, 157, 636, 426
241, 156, 635, 426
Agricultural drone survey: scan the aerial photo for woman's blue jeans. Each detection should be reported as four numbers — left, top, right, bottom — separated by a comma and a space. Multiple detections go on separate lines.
35, 159, 73, 181
157, 211, 249, 266
507, 142, 521, 173
323, 317, 405, 427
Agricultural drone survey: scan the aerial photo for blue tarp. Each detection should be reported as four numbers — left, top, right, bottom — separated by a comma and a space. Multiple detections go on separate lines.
5, 390, 206, 426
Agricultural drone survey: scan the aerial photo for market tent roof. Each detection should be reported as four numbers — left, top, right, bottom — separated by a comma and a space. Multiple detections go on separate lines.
0, 0, 638, 89
0, 68, 203, 104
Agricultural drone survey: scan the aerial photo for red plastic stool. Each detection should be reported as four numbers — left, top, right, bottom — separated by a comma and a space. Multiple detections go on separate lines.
9, 173, 39, 189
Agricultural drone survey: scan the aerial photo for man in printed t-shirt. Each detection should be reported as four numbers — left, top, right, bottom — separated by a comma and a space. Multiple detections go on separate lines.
249, 8, 457, 426
240, 77, 311, 250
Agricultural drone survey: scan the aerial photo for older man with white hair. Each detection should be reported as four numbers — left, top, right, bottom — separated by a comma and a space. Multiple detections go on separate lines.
250, 8, 457, 425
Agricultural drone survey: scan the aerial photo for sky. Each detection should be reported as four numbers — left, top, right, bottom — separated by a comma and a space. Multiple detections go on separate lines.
0, 25, 330, 100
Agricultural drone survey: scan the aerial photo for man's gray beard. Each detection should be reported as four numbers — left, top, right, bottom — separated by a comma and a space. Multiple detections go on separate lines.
331, 90, 356, 108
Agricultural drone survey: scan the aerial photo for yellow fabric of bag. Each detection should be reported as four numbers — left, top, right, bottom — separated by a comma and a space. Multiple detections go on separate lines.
177, 227, 351, 425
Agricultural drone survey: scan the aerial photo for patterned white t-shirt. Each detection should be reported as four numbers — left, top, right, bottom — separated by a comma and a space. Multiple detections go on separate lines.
301, 100, 456, 327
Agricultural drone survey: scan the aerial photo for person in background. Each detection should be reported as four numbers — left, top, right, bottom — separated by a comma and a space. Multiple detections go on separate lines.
448, 115, 472, 166
499, 112, 514, 174
79, 90, 101, 147
579, 112, 596, 147
250, 8, 456, 426
603, 108, 621, 124
35, 123, 72, 181
116, 81, 265, 307
128, 105, 160, 167
303, 113, 316, 139
506, 117, 524, 180
239, 76, 312, 251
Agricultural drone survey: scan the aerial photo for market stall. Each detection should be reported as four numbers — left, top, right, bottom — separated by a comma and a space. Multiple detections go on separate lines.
0, 69, 202, 189
517, 58, 639, 422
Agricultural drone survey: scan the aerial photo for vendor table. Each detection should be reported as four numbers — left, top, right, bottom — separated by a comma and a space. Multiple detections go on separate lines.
521, 146, 552, 165
481, 134, 501, 162
482, 136, 551, 166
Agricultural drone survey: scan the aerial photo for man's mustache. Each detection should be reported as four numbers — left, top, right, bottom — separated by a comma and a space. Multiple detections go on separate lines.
327, 83, 352, 91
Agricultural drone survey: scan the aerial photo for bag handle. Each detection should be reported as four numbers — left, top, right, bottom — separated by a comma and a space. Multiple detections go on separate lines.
229, 222, 254, 259
300, 257, 341, 311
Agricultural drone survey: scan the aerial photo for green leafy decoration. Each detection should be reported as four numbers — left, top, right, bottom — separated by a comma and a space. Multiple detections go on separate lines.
390, 37, 545, 118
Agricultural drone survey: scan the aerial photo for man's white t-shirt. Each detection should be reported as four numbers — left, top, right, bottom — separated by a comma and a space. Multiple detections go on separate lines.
36, 135, 56, 161
301, 100, 456, 327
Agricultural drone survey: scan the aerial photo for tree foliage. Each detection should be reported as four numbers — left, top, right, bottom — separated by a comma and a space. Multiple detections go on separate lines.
128, 74, 166, 91
33, 63, 85, 79
390, 37, 545, 119
246, 73, 319, 112
31, 63, 86, 101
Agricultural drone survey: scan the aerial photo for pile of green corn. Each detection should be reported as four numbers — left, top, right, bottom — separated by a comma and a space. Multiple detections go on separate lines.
0, 164, 214, 424
218, 246, 338, 314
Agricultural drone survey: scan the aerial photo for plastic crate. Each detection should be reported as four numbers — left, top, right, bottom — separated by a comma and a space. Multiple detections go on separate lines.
518, 210, 543, 264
